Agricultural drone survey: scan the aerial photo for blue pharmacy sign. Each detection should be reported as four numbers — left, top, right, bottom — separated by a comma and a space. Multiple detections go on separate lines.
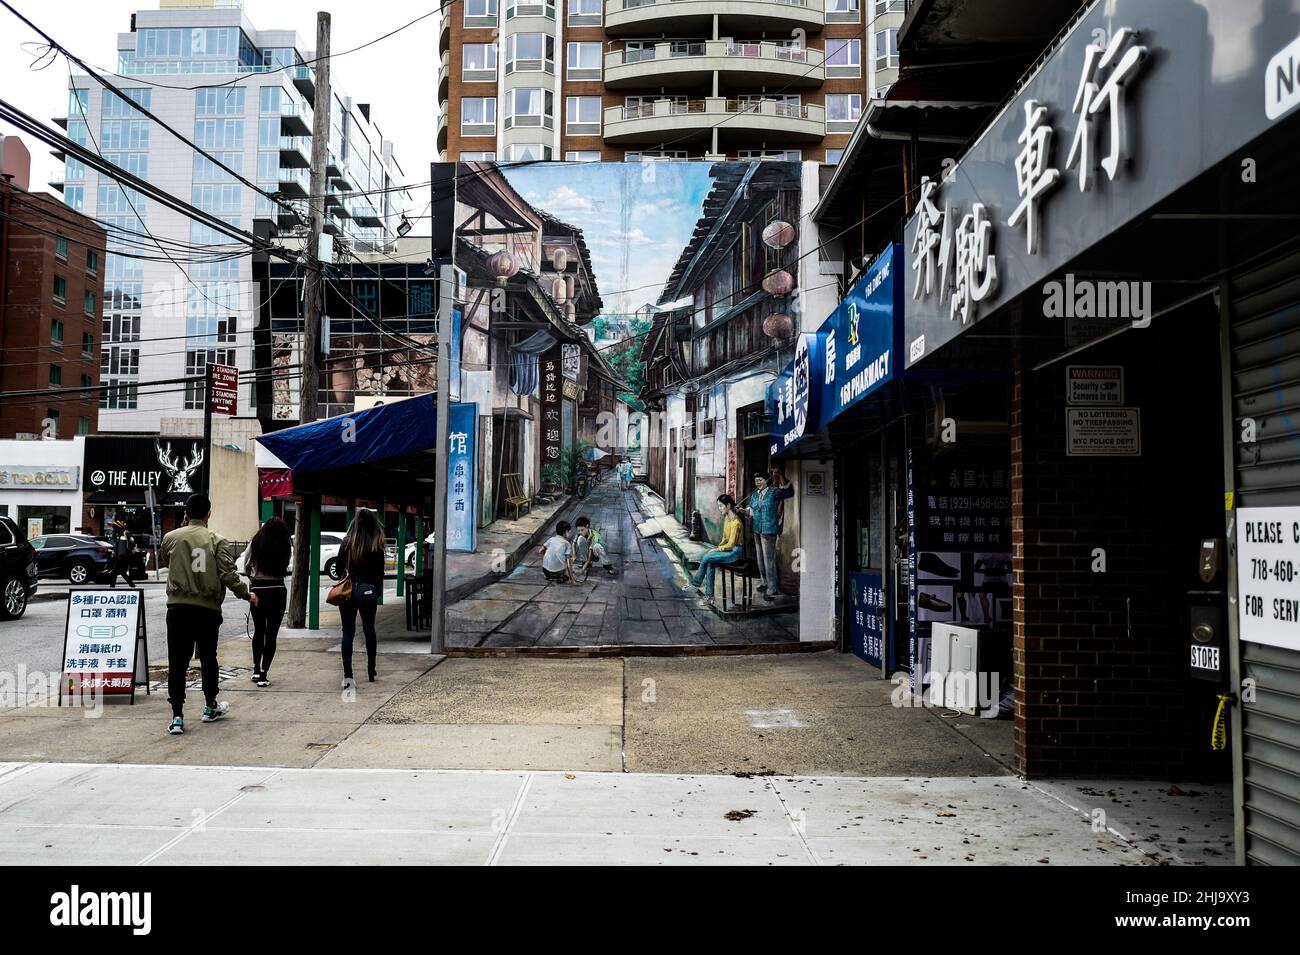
767, 331, 824, 457
847, 572, 884, 669
446, 401, 477, 552
824, 243, 902, 422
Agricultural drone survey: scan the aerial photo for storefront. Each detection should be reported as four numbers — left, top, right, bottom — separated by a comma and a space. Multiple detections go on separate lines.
0, 437, 85, 537
895, 0, 1300, 860
81, 435, 203, 542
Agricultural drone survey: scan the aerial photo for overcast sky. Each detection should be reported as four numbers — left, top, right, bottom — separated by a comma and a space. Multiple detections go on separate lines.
0, 0, 435, 200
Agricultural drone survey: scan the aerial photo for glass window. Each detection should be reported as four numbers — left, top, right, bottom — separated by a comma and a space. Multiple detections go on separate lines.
826, 93, 862, 122
461, 97, 497, 130
506, 34, 554, 73
100, 120, 150, 150
463, 43, 498, 76
565, 151, 601, 161
194, 151, 243, 181
874, 0, 906, 14
568, 0, 600, 14
49, 365, 62, 387
86, 249, 99, 275
460, 151, 497, 160
504, 143, 552, 161
193, 118, 244, 149
53, 275, 67, 304
82, 331, 95, 355
567, 42, 601, 76
84, 291, 97, 316
874, 29, 898, 69
828, 0, 861, 18
465, 0, 498, 18
825, 148, 844, 164
78, 417, 91, 436
827, 39, 861, 69
195, 87, 246, 115
51, 318, 65, 343
259, 86, 282, 113
102, 88, 151, 116
55, 235, 68, 260
68, 88, 89, 116
504, 88, 553, 128
566, 96, 601, 130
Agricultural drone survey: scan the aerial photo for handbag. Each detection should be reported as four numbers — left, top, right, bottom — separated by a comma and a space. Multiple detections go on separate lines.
326, 576, 353, 606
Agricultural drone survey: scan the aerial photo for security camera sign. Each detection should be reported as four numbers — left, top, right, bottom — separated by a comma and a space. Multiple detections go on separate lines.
61, 590, 145, 696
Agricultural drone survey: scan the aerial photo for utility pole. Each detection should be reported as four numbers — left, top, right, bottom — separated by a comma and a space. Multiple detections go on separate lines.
288, 11, 331, 629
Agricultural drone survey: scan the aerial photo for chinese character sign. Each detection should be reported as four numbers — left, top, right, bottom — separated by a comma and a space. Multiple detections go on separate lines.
446, 402, 478, 552
848, 572, 885, 668
61, 590, 143, 695
541, 351, 564, 470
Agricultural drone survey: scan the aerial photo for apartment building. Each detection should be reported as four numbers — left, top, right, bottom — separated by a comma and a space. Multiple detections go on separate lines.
0, 136, 108, 441
51, 1, 410, 437
437, 0, 909, 165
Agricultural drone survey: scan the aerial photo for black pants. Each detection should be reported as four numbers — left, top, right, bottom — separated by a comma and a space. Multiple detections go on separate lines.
166, 604, 222, 718
107, 557, 132, 587
340, 585, 378, 679
250, 582, 287, 675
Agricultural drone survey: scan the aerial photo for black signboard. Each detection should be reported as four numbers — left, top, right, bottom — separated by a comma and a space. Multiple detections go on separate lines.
83, 436, 205, 506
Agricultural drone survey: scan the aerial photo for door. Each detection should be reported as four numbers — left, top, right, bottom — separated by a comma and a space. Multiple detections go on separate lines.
667, 428, 678, 518
492, 412, 521, 519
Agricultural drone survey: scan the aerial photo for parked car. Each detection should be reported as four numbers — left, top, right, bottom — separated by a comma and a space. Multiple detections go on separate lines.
30, 534, 114, 584
235, 532, 346, 580
404, 532, 437, 569
0, 517, 38, 620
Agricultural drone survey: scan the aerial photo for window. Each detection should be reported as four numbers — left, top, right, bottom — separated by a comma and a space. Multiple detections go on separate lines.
737, 149, 802, 161
825, 148, 844, 164
100, 120, 150, 150
464, 0, 498, 24
195, 87, 246, 115
102, 88, 151, 116
875, 28, 898, 70
53, 275, 67, 305
462, 43, 498, 80
80, 374, 93, 398
565, 151, 601, 161
78, 416, 90, 436
461, 97, 497, 134
101, 346, 140, 377
49, 365, 62, 387
104, 314, 141, 342
192, 184, 243, 214
874, 0, 906, 14
86, 249, 99, 275
82, 331, 95, 356
565, 96, 601, 134
504, 88, 553, 129
826, 93, 862, 124
567, 42, 601, 80
503, 143, 552, 161
826, 38, 861, 77
100, 380, 138, 410
624, 149, 689, 161
506, 0, 556, 18
193, 118, 244, 149
827, 0, 861, 22
194, 151, 243, 182
460, 151, 497, 160
569, 0, 600, 19
84, 290, 97, 317
55, 234, 69, 261
259, 86, 282, 114
51, 318, 65, 345
258, 116, 280, 148
505, 34, 554, 73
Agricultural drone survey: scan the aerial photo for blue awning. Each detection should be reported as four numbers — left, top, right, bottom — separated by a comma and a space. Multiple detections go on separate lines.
255, 394, 437, 473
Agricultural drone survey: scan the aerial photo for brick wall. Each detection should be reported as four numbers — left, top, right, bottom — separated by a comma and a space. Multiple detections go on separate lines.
1012, 301, 1231, 778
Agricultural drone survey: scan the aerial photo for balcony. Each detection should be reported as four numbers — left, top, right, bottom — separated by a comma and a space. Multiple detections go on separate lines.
279, 135, 310, 167
605, 40, 824, 89
602, 97, 824, 145
52, 113, 68, 128
280, 99, 313, 136
48, 175, 65, 192
352, 201, 382, 227
291, 65, 316, 102
604, 0, 823, 37
439, 50, 450, 101
278, 166, 310, 197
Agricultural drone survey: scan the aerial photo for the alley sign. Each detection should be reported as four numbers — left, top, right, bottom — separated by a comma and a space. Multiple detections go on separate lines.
904, 0, 1300, 368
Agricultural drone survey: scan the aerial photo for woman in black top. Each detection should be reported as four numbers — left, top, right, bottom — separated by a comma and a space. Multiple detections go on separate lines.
339, 508, 385, 686
241, 517, 291, 686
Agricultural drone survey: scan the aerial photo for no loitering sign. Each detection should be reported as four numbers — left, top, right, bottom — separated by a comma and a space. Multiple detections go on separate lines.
1066, 407, 1141, 456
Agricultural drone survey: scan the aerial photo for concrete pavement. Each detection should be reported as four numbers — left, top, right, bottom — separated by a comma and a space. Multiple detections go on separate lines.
0, 760, 1230, 865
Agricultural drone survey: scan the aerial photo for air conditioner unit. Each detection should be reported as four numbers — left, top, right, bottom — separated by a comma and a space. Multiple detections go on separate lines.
928, 622, 989, 716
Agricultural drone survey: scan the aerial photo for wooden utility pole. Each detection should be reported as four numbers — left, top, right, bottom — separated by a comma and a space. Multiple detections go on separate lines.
288, 11, 331, 629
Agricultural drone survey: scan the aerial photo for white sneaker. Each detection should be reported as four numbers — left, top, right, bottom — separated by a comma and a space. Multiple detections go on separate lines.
201, 701, 229, 722
342, 677, 355, 690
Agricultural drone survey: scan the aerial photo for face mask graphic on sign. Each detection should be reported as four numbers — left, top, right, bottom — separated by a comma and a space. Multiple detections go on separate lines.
76, 624, 129, 641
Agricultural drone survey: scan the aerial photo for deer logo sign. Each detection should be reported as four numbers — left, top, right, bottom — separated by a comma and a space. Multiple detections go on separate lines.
155, 440, 204, 495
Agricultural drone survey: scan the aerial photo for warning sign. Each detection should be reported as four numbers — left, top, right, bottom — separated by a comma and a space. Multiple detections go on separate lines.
1237, 506, 1300, 650
1066, 407, 1141, 456
1066, 365, 1124, 405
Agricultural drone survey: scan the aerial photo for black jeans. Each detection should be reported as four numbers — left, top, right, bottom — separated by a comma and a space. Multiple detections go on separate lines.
340, 583, 378, 679
249, 581, 287, 675
107, 557, 132, 587
166, 603, 222, 718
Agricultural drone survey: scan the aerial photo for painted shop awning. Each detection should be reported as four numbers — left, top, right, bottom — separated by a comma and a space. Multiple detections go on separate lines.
254, 393, 437, 474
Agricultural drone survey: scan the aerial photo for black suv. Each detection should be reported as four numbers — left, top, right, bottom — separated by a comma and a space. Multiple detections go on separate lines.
30, 534, 114, 584
0, 516, 38, 620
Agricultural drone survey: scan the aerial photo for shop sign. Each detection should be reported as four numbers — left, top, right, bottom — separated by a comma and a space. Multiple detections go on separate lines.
561, 343, 580, 381
0, 465, 79, 490
541, 351, 563, 472
83, 437, 205, 505
848, 572, 885, 669
1237, 507, 1300, 650
904, 0, 1300, 367
1066, 365, 1124, 405
60, 589, 148, 700
1066, 407, 1141, 456
446, 402, 478, 553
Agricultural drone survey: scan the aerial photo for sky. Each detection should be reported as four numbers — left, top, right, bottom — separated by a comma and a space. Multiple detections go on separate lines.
0, 0, 436, 201
503, 162, 717, 319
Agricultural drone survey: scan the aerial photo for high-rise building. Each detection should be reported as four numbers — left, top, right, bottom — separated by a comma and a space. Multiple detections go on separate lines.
436, 0, 906, 165
52, 1, 410, 437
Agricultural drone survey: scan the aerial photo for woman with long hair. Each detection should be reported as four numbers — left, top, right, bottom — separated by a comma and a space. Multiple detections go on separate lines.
241, 516, 291, 686
687, 494, 745, 606
338, 507, 385, 686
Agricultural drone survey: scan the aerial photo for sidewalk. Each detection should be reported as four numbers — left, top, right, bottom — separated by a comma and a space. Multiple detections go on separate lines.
0, 761, 1230, 865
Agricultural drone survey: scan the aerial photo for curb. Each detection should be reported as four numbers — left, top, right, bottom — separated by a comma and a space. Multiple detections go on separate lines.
445, 494, 579, 603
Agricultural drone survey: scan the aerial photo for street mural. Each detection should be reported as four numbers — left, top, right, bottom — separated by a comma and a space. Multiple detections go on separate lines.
444, 161, 806, 648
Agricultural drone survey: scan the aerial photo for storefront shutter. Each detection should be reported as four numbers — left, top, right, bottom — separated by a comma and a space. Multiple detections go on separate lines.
1230, 247, 1300, 864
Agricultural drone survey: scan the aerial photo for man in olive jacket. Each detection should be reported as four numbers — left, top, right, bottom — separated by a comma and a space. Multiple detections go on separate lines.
159, 493, 257, 735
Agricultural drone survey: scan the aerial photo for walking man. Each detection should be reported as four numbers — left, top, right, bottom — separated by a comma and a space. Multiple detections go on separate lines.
160, 492, 256, 736
107, 525, 133, 588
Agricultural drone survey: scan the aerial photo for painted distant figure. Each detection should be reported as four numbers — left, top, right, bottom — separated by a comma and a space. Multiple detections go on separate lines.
741, 469, 794, 602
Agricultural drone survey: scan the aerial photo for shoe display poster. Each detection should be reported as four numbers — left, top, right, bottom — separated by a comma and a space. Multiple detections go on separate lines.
913, 448, 1012, 627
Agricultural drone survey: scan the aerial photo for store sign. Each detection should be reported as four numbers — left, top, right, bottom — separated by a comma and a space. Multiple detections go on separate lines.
561, 343, 580, 381
446, 402, 478, 553
904, 0, 1299, 367
1066, 407, 1141, 456
60, 589, 146, 698
541, 351, 562, 473
1237, 507, 1300, 649
848, 572, 885, 668
1066, 365, 1124, 405
0, 465, 79, 490
208, 362, 238, 416
83, 436, 204, 505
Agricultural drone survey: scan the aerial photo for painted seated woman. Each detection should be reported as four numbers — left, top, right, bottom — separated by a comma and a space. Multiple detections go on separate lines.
689, 494, 744, 606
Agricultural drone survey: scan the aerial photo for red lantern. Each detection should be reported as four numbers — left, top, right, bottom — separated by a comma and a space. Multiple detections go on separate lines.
762, 219, 796, 250
487, 250, 518, 287
762, 269, 794, 295
762, 313, 794, 339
